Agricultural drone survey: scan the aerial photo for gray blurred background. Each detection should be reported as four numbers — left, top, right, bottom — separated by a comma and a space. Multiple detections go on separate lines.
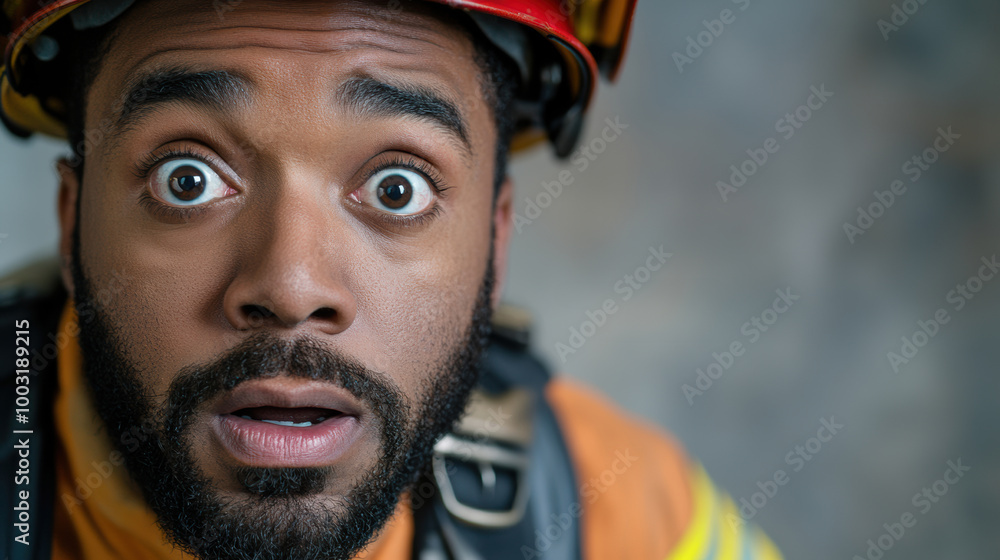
2, 0, 998, 558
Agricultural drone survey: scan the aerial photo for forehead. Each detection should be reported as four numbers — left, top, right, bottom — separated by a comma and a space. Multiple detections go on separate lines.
86, 0, 487, 139
101, 0, 474, 66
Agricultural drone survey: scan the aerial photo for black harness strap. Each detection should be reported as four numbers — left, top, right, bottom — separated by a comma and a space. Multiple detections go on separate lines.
413, 337, 582, 560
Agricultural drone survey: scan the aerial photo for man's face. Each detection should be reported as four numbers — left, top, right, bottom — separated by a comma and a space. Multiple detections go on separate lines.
56, 0, 513, 558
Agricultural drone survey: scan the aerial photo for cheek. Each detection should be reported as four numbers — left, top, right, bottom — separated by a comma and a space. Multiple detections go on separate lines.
348, 229, 491, 394
344, 171, 496, 384
79, 195, 236, 397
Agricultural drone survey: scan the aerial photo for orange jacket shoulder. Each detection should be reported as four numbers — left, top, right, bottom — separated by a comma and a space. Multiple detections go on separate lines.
545, 377, 695, 559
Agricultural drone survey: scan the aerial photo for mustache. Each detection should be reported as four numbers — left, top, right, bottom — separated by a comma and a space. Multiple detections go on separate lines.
159, 332, 408, 442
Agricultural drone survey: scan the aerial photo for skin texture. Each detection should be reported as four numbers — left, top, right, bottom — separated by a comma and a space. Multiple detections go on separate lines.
54, 0, 514, 557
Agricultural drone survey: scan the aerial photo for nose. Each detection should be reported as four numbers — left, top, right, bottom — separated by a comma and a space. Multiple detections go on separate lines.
222, 190, 357, 335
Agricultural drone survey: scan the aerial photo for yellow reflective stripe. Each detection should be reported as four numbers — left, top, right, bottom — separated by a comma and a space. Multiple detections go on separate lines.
715, 497, 743, 560
752, 528, 784, 560
665, 465, 717, 560
664, 466, 784, 560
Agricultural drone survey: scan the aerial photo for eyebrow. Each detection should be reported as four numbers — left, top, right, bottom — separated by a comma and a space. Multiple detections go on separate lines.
107, 68, 472, 158
336, 75, 472, 158
110, 67, 254, 141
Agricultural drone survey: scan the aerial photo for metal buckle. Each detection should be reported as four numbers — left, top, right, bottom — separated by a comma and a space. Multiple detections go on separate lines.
432, 433, 531, 529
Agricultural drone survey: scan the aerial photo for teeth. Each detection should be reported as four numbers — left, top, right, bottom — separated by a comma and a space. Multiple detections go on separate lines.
236, 413, 334, 427
261, 419, 313, 428
239, 415, 315, 428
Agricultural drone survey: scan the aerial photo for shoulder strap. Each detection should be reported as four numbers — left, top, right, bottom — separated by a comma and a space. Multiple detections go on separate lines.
412, 308, 581, 560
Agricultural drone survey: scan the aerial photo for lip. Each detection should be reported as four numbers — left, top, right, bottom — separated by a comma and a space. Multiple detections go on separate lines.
209, 377, 366, 467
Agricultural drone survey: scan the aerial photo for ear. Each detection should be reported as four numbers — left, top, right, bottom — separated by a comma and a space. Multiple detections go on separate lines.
490, 176, 514, 309
56, 158, 80, 300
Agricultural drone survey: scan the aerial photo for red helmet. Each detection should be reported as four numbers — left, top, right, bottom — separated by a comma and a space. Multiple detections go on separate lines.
1, 0, 637, 156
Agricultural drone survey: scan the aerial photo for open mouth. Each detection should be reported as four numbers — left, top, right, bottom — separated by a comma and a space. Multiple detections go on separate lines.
209, 378, 367, 467
231, 406, 345, 428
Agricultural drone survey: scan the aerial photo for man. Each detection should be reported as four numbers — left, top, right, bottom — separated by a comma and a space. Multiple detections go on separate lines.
0, 0, 782, 558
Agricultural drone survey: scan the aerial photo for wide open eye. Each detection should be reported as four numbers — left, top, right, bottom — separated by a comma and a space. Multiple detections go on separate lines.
150, 158, 230, 207
359, 168, 434, 215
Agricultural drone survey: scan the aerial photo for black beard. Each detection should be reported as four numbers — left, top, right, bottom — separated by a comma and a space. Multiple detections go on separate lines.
69, 231, 494, 559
